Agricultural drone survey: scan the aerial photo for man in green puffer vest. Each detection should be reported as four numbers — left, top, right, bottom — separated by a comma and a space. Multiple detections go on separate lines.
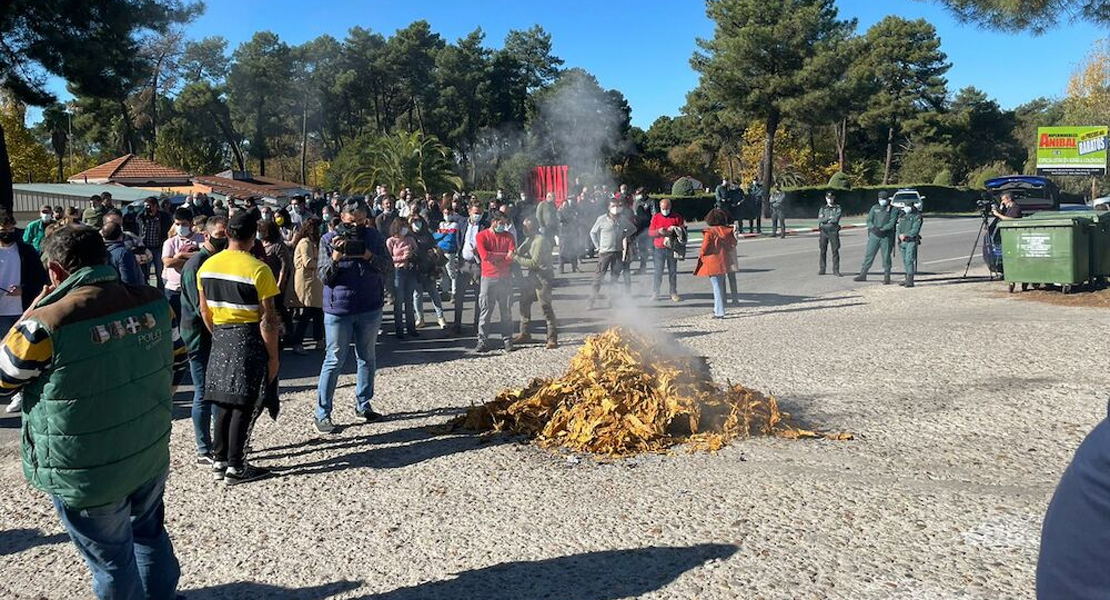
0, 225, 188, 600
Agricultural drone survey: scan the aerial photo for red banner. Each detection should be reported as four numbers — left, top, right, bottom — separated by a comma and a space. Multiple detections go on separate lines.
526, 165, 569, 207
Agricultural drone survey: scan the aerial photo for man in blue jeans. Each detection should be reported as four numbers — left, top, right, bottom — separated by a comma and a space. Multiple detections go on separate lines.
180, 216, 229, 464
314, 199, 390, 434
0, 225, 188, 600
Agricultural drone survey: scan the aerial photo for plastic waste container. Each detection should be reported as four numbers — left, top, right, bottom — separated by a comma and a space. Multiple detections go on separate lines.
1027, 211, 1110, 280
999, 216, 1091, 293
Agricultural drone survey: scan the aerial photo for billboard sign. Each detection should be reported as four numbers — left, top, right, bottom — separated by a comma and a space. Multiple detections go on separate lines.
1036, 126, 1108, 176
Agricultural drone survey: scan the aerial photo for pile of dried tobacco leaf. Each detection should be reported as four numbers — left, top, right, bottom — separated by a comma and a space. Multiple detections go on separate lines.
448, 327, 849, 456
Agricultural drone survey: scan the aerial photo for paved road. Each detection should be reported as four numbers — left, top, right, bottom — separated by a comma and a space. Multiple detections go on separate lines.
0, 216, 988, 447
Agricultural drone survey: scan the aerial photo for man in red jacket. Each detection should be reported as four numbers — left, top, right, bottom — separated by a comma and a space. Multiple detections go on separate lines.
475, 213, 516, 353
649, 198, 686, 301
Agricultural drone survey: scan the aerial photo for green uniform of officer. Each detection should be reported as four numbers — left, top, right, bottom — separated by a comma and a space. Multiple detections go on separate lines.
817, 193, 842, 276
853, 192, 898, 284
897, 204, 923, 287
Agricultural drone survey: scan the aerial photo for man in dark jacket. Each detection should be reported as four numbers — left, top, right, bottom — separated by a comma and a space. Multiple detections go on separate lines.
0, 225, 187, 600
314, 200, 390, 434
180, 216, 228, 464
102, 222, 145, 286
453, 202, 487, 334
139, 197, 172, 288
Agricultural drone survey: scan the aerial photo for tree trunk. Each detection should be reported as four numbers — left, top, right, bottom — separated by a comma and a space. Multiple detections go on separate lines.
119, 98, 137, 155
300, 91, 309, 184
760, 110, 779, 218
883, 123, 896, 185
256, 104, 266, 176
808, 126, 817, 173
150, 60, 160, 161
57, 153, 64, 183
210, 109, 246, 172
0, 122, 12, 213
834, 118, 847, 173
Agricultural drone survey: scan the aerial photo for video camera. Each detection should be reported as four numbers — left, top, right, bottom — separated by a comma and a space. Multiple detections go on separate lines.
975, 196, 997, 219
332, 222, 367, 257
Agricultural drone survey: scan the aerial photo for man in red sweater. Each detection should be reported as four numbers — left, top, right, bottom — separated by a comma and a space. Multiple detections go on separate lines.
475, 213, 516, 353
649, 198, 687, 301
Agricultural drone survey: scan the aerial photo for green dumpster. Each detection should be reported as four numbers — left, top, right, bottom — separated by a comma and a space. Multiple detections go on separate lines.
999, 216, 1091, 293
1027, 210, 1110, 278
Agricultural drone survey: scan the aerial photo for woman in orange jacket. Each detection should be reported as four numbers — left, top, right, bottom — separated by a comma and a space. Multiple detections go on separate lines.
694, 208, 737, 318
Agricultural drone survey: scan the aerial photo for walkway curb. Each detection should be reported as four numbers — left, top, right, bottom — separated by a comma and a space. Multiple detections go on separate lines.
735, 224, 864, 239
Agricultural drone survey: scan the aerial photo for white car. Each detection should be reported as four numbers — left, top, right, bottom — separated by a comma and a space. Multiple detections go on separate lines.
890, 189, 925, 209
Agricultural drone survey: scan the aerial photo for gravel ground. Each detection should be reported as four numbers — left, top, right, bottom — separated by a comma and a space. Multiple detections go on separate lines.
2, 269, 1106, 600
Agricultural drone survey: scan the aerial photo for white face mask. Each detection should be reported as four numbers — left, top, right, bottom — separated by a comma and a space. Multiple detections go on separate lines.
661, 209, 671, 217
903, 206, 913, 214
609, 206, 621, 216
400, 228, 410, 237
879, 199, 889, 207
176, 225, 192, 237
41, 212, 53, 223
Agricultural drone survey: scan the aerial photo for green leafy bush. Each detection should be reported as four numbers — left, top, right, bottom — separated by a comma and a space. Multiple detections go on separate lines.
932, 169, 954, 186
671, 176, 702, 196
827, 171, 851, 189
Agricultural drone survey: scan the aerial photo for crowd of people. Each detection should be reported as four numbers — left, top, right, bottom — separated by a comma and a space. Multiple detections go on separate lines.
0, 177, 935, 600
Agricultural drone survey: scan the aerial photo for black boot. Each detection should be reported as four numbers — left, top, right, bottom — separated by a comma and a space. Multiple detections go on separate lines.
852, 273, 866, 282
883, 274, 892, 285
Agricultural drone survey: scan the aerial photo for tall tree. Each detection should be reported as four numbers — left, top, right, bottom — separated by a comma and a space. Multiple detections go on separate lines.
0, 0, 197, 208
181, 36, 230, 84
292, 35, 342, 184
174, 82, 246, 171
227, 31, 294, 176
926, 0, 1110, 33
429, 29, 492, 182
692, 0, 854, 214
38, 103, 70, 181
856, 16, 950, 184
387, 21, 444, 132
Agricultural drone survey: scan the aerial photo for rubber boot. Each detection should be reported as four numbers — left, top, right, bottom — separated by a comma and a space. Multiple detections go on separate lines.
883, 273, 892, 285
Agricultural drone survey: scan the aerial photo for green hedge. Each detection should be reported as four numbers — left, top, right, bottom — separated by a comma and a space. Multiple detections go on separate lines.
661, 185, 1085, 221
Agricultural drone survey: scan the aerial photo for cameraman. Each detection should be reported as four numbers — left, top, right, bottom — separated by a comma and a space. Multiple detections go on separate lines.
313, 199, 391, 434
992, 191, 1023, 221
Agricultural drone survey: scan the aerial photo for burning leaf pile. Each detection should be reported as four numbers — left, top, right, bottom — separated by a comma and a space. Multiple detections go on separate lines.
449, 327, 849, 456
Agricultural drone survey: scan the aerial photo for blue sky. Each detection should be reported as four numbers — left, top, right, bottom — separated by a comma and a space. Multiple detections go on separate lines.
31, 0, 1106, 128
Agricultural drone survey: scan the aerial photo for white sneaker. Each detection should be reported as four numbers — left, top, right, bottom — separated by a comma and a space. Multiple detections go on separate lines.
5, 393, 22, 413
437, 317, 447, 329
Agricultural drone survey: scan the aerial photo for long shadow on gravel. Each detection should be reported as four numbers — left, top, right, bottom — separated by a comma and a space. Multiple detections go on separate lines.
0, 528, 68, 556
255, 424, 507, 476
182, 579, 361, 600
353, 544, 738, 600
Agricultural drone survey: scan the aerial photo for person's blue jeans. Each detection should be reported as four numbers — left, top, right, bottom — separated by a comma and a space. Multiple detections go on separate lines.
413, 275, 444, 321
393, 269, 417, 335
188, 343, 215, 456
652, 247, 678, 296
316, 309, 383, 421
709, 274, 727, 317
52, 469, 180, 600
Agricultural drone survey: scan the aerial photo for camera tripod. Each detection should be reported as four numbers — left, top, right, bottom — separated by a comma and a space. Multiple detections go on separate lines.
962, 210, 996, 279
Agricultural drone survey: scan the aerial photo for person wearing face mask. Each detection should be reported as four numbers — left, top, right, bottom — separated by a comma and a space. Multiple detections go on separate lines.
897, 202, 924, 288
632, 188, 653, 274
853, 191, 898, 284
557, 195, 583, 273
769, 186, 787, 239
474, 213, 516, 353
648, 198, 687, 302
434, 200, 463, 303
161, 208, 205, 320
0, 211, 47, 414
588, 199, 635, 310
408, 215, 447, 329
536, 191, 558, 239
139, 197, 173, 288
23, 204, 54, 252
453, 203, 487, 335
179, 216, 229, 464
817, 192, 843, 277
386, 219, 419, 339
512, 217, 558, 349
0, 225, 188, 598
